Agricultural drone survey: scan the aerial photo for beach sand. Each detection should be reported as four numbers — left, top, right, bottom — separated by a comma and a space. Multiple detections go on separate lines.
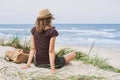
56, 45, 120, 69
0, 46, 120, 80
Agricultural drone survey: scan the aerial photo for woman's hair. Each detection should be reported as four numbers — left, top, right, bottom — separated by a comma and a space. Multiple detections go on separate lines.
35, 17, 54, 33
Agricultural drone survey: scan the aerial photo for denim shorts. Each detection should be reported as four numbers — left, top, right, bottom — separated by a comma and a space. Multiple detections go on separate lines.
34, 55, 66, 69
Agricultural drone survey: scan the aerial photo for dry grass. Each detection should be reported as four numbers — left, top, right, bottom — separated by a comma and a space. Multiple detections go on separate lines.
0, 36, 120, 80
0, 66, 106, 80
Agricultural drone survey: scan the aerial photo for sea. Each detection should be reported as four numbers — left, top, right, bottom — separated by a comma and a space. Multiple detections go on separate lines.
0, 24, 120, 48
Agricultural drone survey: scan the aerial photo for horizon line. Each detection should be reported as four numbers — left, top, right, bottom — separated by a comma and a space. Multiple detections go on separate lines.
0, 23, 120, 25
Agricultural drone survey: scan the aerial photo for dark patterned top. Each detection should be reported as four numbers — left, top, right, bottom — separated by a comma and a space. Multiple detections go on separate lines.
31, 27, 59, 64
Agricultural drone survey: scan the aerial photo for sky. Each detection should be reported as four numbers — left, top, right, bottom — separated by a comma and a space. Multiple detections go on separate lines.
0, 0, 120, 24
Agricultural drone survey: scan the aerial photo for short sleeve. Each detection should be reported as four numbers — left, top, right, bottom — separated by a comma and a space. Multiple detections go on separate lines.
31, 27, 35, 35
50, 29, 59, 38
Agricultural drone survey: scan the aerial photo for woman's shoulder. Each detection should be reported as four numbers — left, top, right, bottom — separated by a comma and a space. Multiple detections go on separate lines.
31, 27, 36, 30
49, 26, 57, 31
31, 27, 36, 35
49, 26, 59, 37
48, 27, 58, 34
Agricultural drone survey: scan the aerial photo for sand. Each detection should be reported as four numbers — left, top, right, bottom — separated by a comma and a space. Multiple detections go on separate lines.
56, 45, 120, 68
0, 46, 120, 80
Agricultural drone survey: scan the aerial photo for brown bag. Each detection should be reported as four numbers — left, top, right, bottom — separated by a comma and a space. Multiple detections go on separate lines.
5, 49, 29, 63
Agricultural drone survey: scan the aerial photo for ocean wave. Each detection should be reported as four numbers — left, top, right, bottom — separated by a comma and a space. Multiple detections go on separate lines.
0, 28, 30, 31
0, 32, 120, 46
0, 28, 118, 38
0, 28, 120, 38
60, 29, 120, 38
58, 37, 120, 44
0, 33, 30, 39
59, 29, 108, 33
101, 29, 116, 32
102, 34, 120, 38
71, 28, 78, 30
75, 32, 120, 38
0, 33, 13, 38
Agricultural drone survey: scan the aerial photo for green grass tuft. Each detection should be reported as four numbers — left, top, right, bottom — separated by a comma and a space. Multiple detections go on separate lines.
57, 48, 120, 73
1, 36, 120, 73
67, 75, 106, 80
57, 48, 74, 56
31, 75, 106, 80
0, 36, 30, 53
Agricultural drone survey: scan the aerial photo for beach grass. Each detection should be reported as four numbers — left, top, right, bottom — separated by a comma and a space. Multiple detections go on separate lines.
67, 75, 105, 80
0, 36, 120, 73
0, 36, 120, 80
57, 48, 120, 73
32, 75, 105, 80
0, 66, 105, 80
0, 36, 30, 53
0, 38, 5, 46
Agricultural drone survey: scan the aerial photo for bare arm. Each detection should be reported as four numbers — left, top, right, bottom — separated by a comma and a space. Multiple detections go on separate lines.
49, 37, 56, 72
22, 35, 35, 68
27, 35, 36, 67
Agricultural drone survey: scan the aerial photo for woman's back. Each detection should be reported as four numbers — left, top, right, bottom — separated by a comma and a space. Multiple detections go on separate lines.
31, 26, 58, 64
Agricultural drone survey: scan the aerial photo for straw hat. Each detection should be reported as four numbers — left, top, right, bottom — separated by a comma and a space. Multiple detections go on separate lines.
37, 9, 53, 19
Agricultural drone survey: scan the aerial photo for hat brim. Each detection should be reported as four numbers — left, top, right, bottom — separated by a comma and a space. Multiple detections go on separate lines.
37, 14, 54, 19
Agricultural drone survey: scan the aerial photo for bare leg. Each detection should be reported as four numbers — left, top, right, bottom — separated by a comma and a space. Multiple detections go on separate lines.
63, 52, 76, 64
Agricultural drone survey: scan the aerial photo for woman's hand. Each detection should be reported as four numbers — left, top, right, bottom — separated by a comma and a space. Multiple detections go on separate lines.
21, 64, 30, 69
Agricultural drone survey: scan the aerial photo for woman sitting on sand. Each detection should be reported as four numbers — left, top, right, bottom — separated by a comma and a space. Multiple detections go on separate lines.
22, 9, 76, 73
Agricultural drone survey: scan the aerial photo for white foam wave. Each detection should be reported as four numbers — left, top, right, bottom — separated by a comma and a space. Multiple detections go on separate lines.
102, 34, 119, 38
71, 28, 78, 30
58, 37, 120, 44
59, 29, 108, 34
101, 29, 116, 32
76, 32, 120, 38
0, 28, 30, 31
0, 33, 30, 39
86, 38, 120, 44
59, 29, 119, 38
0, 33, 13, 38
0, 28, 118, 38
